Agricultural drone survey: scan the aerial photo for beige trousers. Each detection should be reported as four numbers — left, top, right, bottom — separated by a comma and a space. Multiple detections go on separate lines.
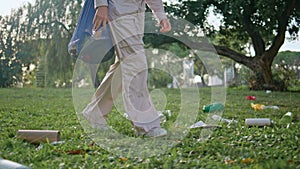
82, 13, 161, 132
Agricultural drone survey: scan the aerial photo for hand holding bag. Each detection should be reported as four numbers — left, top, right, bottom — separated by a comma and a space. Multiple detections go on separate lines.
68, 0, 114, 64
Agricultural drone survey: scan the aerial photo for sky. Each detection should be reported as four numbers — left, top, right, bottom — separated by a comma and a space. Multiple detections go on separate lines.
1, 0, 35, 16
0, 0, 299, 52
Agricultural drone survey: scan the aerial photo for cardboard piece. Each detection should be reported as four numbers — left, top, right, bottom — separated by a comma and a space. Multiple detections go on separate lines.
17, 130, 60, 144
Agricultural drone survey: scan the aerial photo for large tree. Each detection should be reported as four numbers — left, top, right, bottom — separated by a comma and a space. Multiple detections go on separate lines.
0, 0, 83, 87
165, 0, 300, 90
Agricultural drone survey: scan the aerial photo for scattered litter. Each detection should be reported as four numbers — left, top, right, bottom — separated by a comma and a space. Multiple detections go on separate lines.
266, 90, 272, 94
189, 121, 219, 129
0, 158, 30, 169
36, 144, 43, 151
65, 149, 86, 155
119, 157, 128, 162
280, 112, 293, 124
17, 130, 60, 144
123, 113, 129, 119
159, 110, 172, 123
159, 113, 166, 123
224, 159, 237, 164
245, 118, 271, 126
251, 103, 279, 111
246, 96, 256, 100
263, 105, 279, 109
51, 141, 65, 145
251, 103, 265, 111
212, 115, 238, 125
36, 141, 66, 151
241, 158, 255, 164
165, 110, 172, 117
203, 102, 224, 113
224, 156, 237, 164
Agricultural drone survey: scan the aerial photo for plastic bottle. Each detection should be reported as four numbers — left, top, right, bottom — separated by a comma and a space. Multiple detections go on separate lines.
280, 112, 293, 124
246, 96, 256, 100
264, 105, 279, 109
203, 102, 224, 113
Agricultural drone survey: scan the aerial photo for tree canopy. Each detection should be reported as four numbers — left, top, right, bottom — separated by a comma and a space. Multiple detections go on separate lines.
165, 0, 300, 90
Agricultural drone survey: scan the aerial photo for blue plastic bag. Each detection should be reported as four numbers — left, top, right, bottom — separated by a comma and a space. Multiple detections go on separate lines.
68, 0, 114, 64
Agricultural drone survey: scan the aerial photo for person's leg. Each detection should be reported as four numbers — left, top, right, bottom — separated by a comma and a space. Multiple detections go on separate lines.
119, 46, 161, 133
110, 14, 164, 135
82, 61, 122, 129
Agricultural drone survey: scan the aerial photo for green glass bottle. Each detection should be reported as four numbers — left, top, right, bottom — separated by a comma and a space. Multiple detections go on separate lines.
203, 102, 224, 113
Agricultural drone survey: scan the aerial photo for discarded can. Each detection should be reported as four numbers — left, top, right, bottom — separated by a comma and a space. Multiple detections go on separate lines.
245, 118, 271, 126
246, 96, 256, 100
203, 102, 224, 113
280, 112, 293, 124
0, 159, 30, 169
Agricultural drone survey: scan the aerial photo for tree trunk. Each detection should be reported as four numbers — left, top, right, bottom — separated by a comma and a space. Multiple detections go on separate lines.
247, 57, 286, 91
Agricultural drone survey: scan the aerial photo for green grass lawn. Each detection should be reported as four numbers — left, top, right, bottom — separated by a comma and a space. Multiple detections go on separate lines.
0, 88, 299, 169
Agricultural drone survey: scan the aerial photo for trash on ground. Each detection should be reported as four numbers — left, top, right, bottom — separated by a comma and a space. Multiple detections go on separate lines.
241, 158, 255, 164
190, 120, 220, 128
251, 103, 279, 111
224, 159, 237, 164
51, 141, 66, 145
280, 112, 293, 124
212, 115, 238, 125
203, 102, 224, 113
251, 103, 265, 111
263, 105, 279, 109
123, 113, 129, 119
159, 110, 172, 123
245, 118, 271, 126
266, 90, 272, 94
119, 157, 128, 162
246, 96, 256, 100
159, 113, 166, 123
17, 130, 60, 144
0, 158, 30, 169
65, 149, 86, 155
165, 110, 172, 117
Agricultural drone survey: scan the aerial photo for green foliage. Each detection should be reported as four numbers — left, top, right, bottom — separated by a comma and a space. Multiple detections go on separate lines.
0, 0, 83, 87
232, 51, 300, 91
274, 51, 300, 66
0, 58, 22, 87
0, 16, 23, 87
272, 51, 300, 91
148, 69, 172, 88
168, 0, 300, 49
